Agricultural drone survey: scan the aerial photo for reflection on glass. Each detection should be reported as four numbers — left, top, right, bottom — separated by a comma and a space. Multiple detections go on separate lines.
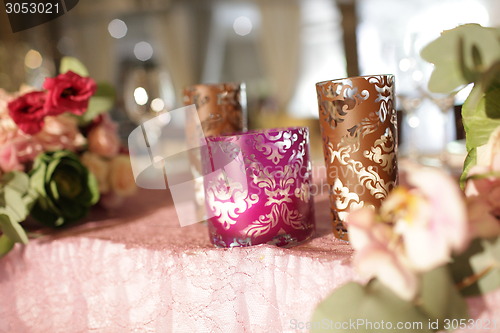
123, 62, 175, 125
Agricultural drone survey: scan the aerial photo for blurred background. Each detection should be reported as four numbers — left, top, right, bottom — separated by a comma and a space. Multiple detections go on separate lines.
0, 0, 499, 164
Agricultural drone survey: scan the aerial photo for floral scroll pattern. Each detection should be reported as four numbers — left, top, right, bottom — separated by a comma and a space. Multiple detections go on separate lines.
205, 172, 259, 230
317, 75, 398, 241
204, 127, 315, 247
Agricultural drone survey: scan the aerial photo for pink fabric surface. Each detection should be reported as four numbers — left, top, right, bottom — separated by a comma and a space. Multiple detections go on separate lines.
0, 189, 499, 332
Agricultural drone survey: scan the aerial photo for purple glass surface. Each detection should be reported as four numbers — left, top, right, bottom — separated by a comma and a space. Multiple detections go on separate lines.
202, 127, 315, 247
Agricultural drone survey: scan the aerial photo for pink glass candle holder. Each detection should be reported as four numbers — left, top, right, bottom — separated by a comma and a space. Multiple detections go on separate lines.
202, 127, 315, 247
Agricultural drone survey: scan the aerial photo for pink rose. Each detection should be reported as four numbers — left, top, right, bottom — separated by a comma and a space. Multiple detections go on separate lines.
11, 135, 43, 164
392, 163, 469, 269
349, 207, 418, 301
0, 143, 24, 172
87, 114, 120, 158
465, 167, 500, 238
34, 114, 86, 152
43, 71, 97, 116
347, 162, 468, 301
7, 91, 48, 135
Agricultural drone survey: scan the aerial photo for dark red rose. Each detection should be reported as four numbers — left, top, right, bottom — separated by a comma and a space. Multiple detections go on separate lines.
8, 91, 48, 135
43, 71, 97, 116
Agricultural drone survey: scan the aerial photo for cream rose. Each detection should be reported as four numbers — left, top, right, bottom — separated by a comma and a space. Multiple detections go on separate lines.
87, 114, 120, 158
81, 152, 110, 193
109, 154, 136, 197
35, 114, 86, 152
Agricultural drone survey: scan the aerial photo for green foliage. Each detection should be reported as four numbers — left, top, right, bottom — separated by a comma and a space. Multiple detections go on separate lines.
460, 148, 477, 188
0, 234, 15, 257
450, 238, 500, 297
421, 24, 500, 93
29, 150, 99, 227
60, 56, 89, 77
419, 266, 469, 327
312, 268, 468, 333
462, 86, 500, 151
421, 24, 500, 180
0, 171, 35, 257
80, 82, 115, 124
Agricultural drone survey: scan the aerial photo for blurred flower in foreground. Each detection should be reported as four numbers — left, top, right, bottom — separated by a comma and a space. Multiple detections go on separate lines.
30, 150, 99, 227
347, 162, 469, 300
465, 126, 500, 238
87, 114, 121, 158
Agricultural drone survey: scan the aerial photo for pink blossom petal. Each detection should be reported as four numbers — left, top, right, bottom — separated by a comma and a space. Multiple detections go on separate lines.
405, 163, 469, 254
347, 207, 377, 252
354, 246, 418, 301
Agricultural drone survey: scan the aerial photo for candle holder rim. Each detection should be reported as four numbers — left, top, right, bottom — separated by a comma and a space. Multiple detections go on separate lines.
205, 126, 308, 141
183, 82, 246, 91
315, 74, 394, 87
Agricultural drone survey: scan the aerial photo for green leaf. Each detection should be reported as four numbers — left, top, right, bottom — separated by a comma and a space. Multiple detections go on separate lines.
462, 85, 500, 151
0, 234, 15, 258
0, 214, 28, 244
77, 82, 115, 125
460, 84, 500, 178
450, 237, 500, 297
2, 187, 28, 221
421, 24, 500, 94
30, 201, 63, 227
311, 281, 433, 333
419, 266, 468, 327
0, 172, 30, 222
0, 171, 29, 194
485, 85, 500, 119
23, 186, 38, 211
60, 56, 89, 77
83, 171, 100, 206
460, 148, 477, 188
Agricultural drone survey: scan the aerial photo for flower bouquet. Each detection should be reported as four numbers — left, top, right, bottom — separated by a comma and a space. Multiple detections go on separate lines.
0, 57, 136, 257
312, 24, 500, 332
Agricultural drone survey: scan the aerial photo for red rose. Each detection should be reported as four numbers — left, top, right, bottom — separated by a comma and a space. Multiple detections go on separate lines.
43, 71, 97, 116
7, 91, 48, 135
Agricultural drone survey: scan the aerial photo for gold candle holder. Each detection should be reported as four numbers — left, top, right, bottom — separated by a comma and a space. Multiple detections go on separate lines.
183, 82, 247, 222
316, 75, 398, 241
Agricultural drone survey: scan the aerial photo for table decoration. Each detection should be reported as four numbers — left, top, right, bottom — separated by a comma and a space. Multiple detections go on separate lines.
0, 57, 136, 257
203, 127, 315, 247
316, 74, 398, 241
183, 82, 247, 222
311, 24, 500, 333
183, 82, 247, 137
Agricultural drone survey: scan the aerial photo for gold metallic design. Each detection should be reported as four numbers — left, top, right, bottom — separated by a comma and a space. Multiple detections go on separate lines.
205, 172, 259, 230
251, 164, 296, 207
331, 178, 364, 210
363, 129, 396, 173
254, 131, 294, 165
243, 203, 304, 239
316, 81, 371, 131
294, 182, 311, 204
317, 75, 398, 241
327, 141, 394, 200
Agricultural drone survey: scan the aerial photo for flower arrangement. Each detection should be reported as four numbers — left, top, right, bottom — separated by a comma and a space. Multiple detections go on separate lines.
0, 57, 136, 257
312, 24, 500, 332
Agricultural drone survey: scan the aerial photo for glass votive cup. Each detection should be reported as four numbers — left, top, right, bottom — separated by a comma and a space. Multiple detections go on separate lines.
202, 127, 315, 247
316, 74, 398, 241
183, 82, 247, 222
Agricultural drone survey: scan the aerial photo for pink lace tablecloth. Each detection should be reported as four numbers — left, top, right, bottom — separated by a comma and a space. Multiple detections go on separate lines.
0, 189, 499, 333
